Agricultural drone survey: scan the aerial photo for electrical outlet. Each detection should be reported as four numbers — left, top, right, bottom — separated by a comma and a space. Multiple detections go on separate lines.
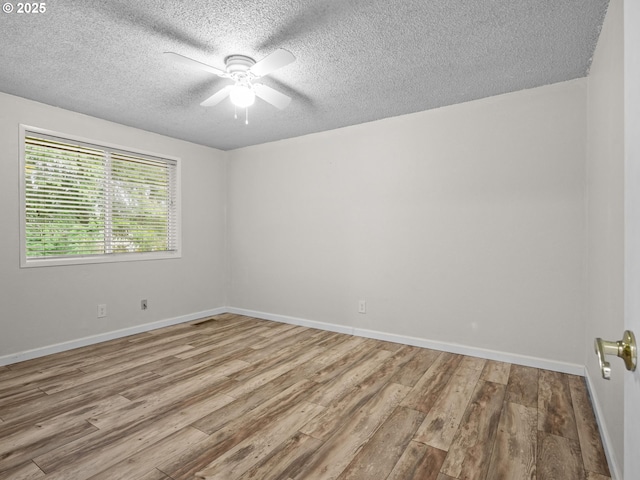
358, 300, 366, 314
97, 304, 107, 318
141, 299, 148, 310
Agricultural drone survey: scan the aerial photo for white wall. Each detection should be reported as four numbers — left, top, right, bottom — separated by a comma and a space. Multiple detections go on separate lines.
0, 93, 228, 360
228, 80, 587, 367
0, 73, 591, 373
585, 0, 625, 475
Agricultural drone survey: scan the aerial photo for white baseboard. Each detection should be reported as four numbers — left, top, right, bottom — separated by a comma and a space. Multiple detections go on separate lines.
3, 305, 586, 377
3, 305, 584, 375
227, 307, 356, 336
0, 307, 227, 366
584, 369, 622, 480
227, 307, 585, 376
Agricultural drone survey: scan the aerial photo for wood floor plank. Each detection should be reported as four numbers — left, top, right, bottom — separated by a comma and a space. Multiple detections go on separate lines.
388, 347, 440, 386
458, 356, 487, 372
117, 358, 248, 402
385, 344, 422, 369
440, 380, 506, 480
336, 406, 425, 480
292, 382, 411, 480
0, 366, 84, 394
112, 332, 212, 364
186, 321, 271, 345
0, 394, 130, 447
5, 343, 111, 373
34, 391, 236, 480
372, 338, 406, 353
249, 325, 312, 349
39, 345, 194, 395
538, 370, 579, 440
299, 345, 418, 441
413, 364, 483, 451
0, 460, 45, 479
537, 432, 586, 480
401, 352, 462, 414
223, 346, 326, 399
132, 349, 190, 371
138, 469, 174, 480
506, 364, 539, 408
307, 348, 393, 407
291, 335, 366, 377
0, 367, 39, 382
157, 345, 256, 378
28, 367, 236, 476
88, 426, 208, 480
568, 375, 610, 477
193, 402, 325, 480
308, 337, 378, 384
192, 370, 318, 435
175, 326, 274, 359
0, 421, 98, 475
229, 331, 333, 382
94, 330, 199, 359
101, 328, 201, 353
586, 473, 612, 480
1, 392, 132, 444
0, 388, 47, 416
162, 380, 321, 479
240, 329, 338, 368
485, 401, 537, 480
237, 432, 323, 480
0, 370, 161, 424
257, 322, 300, 339
0, 316, 611, 480
155, 320, 206, 332
87, 370, 237, 431
436, 474, 458, 480
188, 312, 238, 326
386, 441, 447, 480
191, 314, 258, 332
480, 360, 511, 385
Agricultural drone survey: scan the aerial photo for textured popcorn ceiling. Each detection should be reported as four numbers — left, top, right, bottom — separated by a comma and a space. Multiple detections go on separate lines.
0, 0, 608, 150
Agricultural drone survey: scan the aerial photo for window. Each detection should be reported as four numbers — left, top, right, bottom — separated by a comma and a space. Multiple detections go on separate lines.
20, 126, 180, 267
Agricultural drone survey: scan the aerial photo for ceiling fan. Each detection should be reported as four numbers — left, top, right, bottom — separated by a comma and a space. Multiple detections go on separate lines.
165, 49, 295, 115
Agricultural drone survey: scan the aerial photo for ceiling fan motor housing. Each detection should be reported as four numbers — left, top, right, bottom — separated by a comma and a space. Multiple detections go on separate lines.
225, 55, 256, 75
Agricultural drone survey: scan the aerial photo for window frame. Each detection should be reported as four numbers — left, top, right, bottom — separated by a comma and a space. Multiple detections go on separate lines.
19, 125, 182, 268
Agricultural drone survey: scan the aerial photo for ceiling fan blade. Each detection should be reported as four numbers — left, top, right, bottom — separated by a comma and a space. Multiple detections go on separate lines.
254, 84, 292, 110
164, 52, 226, 77
200, 85, 233, 107
249, 49, 295, 78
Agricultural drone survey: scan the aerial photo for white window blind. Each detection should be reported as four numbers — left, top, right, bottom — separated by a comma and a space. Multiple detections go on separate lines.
22, 130, 179, 265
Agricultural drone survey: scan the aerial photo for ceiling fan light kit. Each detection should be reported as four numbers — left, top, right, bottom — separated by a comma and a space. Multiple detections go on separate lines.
165, 49, 295, 122
229, 85, 256, 108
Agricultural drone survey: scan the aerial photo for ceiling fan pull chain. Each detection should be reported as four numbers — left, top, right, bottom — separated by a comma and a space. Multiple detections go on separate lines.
245, 108, 249, 125
234, 104, 238, 120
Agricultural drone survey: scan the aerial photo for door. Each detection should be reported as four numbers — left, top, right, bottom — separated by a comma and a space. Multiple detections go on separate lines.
624, 0, 640, 477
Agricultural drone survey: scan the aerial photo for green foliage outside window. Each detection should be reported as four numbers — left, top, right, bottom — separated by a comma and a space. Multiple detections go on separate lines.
24, 134, 176, 259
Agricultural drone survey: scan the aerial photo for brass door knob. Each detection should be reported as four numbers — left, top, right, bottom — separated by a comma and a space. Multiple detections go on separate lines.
594, 330, 637, 380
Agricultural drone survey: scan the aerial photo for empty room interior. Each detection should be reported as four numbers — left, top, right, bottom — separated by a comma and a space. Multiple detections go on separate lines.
1, 0, 639, 479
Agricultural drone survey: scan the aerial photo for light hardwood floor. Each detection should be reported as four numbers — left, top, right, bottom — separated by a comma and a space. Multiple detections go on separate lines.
0, 313, 611, 480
